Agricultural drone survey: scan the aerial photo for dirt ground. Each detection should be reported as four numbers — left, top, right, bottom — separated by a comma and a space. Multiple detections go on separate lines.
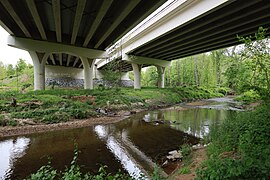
0, 113, 129, 138
172, 148, 207, 180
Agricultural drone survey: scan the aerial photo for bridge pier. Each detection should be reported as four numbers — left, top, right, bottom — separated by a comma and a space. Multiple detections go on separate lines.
131, 63, 142, 89
156, 66, 165, 88
81, 57, 95, 89
29, 51, 49, 90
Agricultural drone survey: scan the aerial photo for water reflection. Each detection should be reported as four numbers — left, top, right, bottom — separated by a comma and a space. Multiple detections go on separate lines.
94, 125, 147, 179
0, 137, 30, 179
142, 108, 234, 138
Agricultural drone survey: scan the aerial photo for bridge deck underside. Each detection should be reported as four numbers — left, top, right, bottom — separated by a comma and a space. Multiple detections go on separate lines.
0, 0, 166, 68
130, 0, 270, 61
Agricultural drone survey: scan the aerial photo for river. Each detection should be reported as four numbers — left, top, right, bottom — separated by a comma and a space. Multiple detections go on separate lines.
0, 97, 242, 179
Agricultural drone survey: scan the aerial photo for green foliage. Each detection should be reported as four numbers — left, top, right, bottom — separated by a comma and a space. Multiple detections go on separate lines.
0, 59, 34, 91
180, 144, 192, 159
42, 111, 70, 124
27, 161, 57, 180
27, 149, 131, 180
237, 27, 270, 98
235, 90, 260, 103
0, 115, 7, 126
151, 165, 166, 180
7, 119, 18, 126
196, 104, 270, 179
101, 60, 122, 88
178, 167, 191, 175
1, 87, 221, 124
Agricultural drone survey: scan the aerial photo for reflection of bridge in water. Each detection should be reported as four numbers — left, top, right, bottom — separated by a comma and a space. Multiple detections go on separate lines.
1, 0, 270, 90
94, 125, 167, 179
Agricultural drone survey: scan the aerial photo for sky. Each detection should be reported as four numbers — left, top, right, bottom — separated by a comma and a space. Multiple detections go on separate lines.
0, 26, 32, 66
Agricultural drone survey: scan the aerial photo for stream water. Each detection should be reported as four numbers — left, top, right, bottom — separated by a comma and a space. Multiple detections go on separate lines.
0, 97, 241, 179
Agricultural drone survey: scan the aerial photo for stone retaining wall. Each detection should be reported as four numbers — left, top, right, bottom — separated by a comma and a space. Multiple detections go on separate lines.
45, 78, 134, 88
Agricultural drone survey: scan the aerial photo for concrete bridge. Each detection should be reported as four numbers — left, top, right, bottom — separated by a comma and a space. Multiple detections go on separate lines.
1, 0, 270, 90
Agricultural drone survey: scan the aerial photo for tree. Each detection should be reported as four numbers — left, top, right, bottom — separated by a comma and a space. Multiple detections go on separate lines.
6, 64, 15, 78
16, 59, 27, 74
238, 27, 270, 97
0, 61, 6, 80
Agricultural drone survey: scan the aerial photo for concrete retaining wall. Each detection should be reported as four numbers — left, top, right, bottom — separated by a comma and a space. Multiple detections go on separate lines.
45, 65, 133, 88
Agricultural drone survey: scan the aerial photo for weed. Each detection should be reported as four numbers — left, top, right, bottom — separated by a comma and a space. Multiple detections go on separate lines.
178, 167, 191, 174
181, 144, 192, 159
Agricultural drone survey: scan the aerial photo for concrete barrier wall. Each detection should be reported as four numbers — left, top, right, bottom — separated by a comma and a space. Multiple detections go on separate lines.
45, 65, 133, 87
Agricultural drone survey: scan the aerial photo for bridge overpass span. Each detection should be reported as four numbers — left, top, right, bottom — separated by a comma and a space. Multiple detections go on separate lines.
1, 0, 270, 89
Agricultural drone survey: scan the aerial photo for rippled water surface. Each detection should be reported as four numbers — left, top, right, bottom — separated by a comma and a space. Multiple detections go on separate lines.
0, 97, 239, 179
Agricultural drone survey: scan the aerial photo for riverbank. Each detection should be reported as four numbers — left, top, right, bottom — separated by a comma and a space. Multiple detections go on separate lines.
0, 87, 224, 138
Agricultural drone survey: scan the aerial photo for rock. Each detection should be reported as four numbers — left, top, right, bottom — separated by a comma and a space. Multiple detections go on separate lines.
167, 150, 183, 160
130, 111, 136, 114
96, 108, 107, 115
172, 151, 183, 159
166, 155, 175, 160
11, 98, 17, 107
161, 160, 168, 167
168, 150, 178, 155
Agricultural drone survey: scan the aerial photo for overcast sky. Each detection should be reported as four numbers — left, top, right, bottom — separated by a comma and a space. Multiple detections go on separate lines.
0, 26, 32, 66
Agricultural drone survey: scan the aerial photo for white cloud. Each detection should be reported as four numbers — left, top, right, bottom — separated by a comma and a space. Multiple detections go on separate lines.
0, 26, 32, 66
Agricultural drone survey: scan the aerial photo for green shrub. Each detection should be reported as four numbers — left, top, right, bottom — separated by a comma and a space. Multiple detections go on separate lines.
196, 104, 270, 179
7, 119, 17, 126
27, 149, 131, 180
180, 144, 192, 159
42, 111, 70, 124
11, 109, 58, 119
0, 115, 7, 126
235, 90, 260, 103
179, 167, 191, 174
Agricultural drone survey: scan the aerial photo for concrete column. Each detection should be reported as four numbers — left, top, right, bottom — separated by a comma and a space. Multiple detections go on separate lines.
28, 51, 49, 90
156, 66, 165, 88
81, 57, 95, 89
131, 63, 142, 89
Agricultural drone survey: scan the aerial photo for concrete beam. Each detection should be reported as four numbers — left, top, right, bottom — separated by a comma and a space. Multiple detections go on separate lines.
7, 36, 108, 59
83, 0, 113, 47
73, 57, 79, 67
94, 0, 141, 48
49, 54, 56, 65
52, 0, 61, 42
1, 0, 31, 37
26, 0, 47, 40
66, 55, 71, 66
121, 0, 228, 54
122, 54, 171, 67
71, 0, 86, 45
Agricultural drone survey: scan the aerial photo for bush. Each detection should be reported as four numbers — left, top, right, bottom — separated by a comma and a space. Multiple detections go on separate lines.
235, 90, 260, 103
196, 104, 270, 179
42, 111, 70, 124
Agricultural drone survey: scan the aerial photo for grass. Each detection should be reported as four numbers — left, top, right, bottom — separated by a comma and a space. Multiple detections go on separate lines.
0, 86, 223, 126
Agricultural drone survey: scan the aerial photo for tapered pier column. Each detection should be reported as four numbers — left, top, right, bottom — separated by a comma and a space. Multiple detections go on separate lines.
157, 66, 165, 88
81, 57, 95, 89
28, 51, 49, 90
131, 63, 142, 89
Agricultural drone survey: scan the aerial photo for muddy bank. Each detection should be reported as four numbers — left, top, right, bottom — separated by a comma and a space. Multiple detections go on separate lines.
0, 113, 129, 138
